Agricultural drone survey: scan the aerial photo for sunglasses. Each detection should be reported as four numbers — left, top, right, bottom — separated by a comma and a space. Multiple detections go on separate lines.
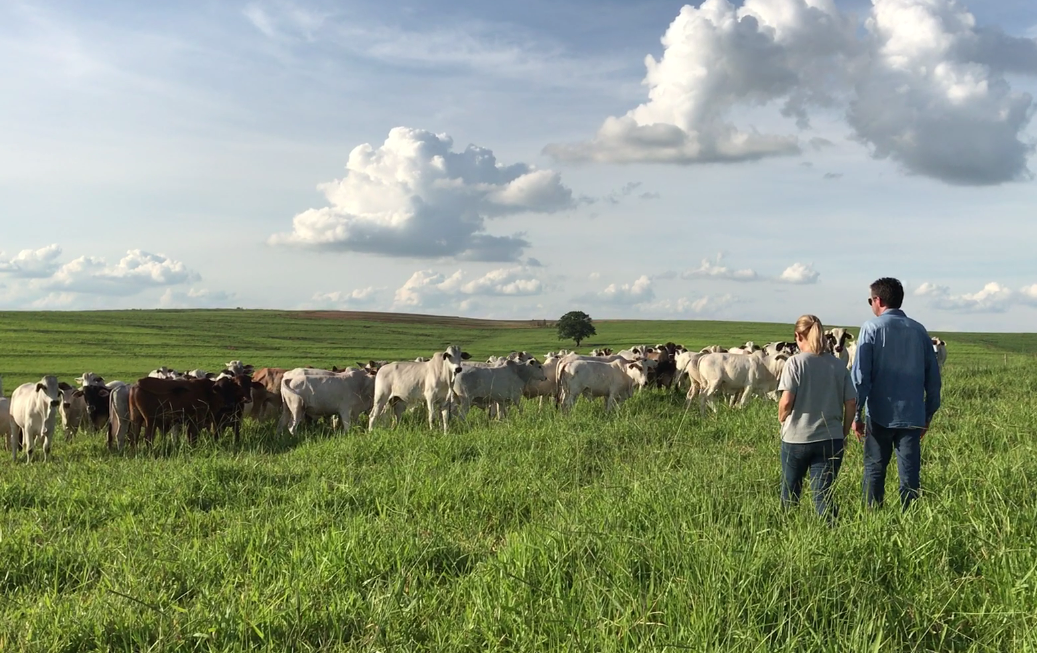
868, 297, 876, 306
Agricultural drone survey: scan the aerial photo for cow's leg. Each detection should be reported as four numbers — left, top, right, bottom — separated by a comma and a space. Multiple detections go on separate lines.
338, 409, 351, 433
737, 385, 754, 408
701, 382, 722, 416
10, 424, 20, 462
424, 394, 437, 430
367, 399, 384, 431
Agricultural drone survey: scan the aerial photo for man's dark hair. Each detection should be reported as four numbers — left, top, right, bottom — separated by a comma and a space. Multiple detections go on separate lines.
870, 277, 904, 309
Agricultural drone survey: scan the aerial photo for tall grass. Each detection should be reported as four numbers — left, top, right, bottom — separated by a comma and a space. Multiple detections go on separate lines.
1, 311, 1035, 651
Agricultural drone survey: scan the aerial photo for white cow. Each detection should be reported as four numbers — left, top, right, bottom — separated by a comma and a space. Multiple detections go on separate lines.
522, 355, 564, 407
452, 359, 547, 421
932, 338, 947, 371
225, 360, 255, 376
698, 352, 788, 415
368, 346, 470, 432
279, 367, 378, 435
700, 345, 727, 354
558, 359, 649, 412
9, 376, 63, 462
845, 341, 858, 370
675, 351, 706, 399
148, 367, 179, 379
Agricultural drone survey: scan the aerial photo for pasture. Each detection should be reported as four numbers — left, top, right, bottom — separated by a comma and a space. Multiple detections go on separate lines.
1, 309, 1036, 652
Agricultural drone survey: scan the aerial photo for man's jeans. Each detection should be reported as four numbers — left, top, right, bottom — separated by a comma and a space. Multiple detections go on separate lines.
781, 439, 845, 521
863, 422, 922, 510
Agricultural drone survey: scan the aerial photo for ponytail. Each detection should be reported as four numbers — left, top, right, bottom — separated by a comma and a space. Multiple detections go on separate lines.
795, 315, 825, 355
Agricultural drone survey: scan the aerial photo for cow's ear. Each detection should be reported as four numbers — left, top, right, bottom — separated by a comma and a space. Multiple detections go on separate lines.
461, 352, 471, 360
36, 383, 46, 392
58, 382, 73, 391
99, 389, 110, 399
73, 390, 84, 398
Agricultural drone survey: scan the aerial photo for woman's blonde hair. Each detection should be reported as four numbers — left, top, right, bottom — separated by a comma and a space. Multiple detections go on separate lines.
795, 314, 825, 355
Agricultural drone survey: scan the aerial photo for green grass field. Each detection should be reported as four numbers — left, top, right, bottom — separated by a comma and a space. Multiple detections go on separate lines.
1, 310, 1036, 651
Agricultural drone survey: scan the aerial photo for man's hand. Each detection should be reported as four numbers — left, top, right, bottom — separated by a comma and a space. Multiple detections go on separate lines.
852, 419, 866, 442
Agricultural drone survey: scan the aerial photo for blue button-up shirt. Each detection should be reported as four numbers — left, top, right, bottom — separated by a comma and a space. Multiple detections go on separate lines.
851, 309, 941, 429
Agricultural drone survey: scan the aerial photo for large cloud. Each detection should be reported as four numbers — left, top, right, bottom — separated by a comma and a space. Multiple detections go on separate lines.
915, 281, 1037, 313
546, 0, 1037, 185
0, 244, 63, 278
270, 127, 574, 261
848, 0, 1037, 184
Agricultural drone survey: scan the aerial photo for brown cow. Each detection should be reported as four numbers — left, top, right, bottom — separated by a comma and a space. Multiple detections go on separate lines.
128, 377, 227, 446
210, 374, 254, 443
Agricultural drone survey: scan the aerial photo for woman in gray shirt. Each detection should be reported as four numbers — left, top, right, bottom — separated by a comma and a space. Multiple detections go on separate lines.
778, 315, 858, 522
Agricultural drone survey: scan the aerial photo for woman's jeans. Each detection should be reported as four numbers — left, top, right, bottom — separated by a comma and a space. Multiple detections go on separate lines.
781, 438, 845, 521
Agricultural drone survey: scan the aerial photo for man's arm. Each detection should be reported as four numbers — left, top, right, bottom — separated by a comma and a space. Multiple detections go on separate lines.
851, 323, 874, 422
923, 331, 942, 426
779, 391, 795, 424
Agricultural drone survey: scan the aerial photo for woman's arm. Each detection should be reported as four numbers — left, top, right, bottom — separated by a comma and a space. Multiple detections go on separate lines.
843, 399, 857, 439
779, 390, 795, 424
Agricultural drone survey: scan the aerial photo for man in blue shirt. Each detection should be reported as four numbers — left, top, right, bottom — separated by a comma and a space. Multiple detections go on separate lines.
851, 277, 942, 510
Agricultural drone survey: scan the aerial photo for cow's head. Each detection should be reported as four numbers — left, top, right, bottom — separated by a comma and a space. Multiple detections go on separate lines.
442, 345, 469, 375
57, 382, 77, 409
82, 385, 111, 417
825, 328, 853, 354
626, 362, 648, 389
37, 376, 62, 410
75, 372, 106, 388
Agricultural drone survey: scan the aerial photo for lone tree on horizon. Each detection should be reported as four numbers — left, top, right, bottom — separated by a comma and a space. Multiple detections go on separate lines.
557, 310, 596, 348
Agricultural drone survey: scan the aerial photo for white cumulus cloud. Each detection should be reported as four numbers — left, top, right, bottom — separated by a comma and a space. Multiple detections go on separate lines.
393, 266, 545, 309
0, 244, 63, 278
270, 127, 574, 261
778, 262, 820, 284
546, 0, 1037, 185
915, 280, 1037, 313
595, 275, 656, 305
311, 287, 381, 308
681, 254, 760, 282
46, 250, 199, 296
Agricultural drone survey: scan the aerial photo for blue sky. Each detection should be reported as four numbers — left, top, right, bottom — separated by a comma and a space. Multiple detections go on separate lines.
2, 0, 1036, 331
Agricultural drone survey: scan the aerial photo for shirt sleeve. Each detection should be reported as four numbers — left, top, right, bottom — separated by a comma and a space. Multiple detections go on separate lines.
778, 357, 799, 393
852, 323, 873, 420
842, 367, 856, 402
922, 330, 942, 423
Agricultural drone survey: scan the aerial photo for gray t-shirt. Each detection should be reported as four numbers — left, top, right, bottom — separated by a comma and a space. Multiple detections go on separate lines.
778, 352, 856, 443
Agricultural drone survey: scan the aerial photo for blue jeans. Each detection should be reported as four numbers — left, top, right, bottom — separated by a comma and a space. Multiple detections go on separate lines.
863, 422, 922, 510
781, 439, 845, 522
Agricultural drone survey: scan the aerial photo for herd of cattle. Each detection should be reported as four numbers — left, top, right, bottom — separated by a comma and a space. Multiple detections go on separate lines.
0, 330, 948, 462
